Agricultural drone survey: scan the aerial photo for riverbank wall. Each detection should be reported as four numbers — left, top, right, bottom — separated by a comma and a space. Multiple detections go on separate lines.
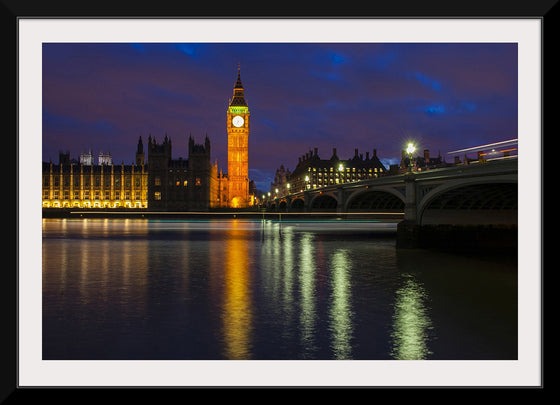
41, 208, 402, 222
397, 221, 517, 253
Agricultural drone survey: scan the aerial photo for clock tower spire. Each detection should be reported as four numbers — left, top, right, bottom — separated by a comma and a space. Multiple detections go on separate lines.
227, 65, 250, 208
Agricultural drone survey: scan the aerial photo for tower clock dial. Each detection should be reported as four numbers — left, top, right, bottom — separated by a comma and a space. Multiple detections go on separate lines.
232, 115, 244, 127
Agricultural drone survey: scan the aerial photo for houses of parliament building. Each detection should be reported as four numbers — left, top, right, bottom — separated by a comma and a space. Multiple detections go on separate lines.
42, 67, 255, 211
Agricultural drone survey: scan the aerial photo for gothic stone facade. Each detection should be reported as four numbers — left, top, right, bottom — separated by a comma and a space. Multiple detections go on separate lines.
42, 67, 256, 211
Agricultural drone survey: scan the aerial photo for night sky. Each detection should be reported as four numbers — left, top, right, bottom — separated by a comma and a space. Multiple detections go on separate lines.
42, 42, 518, 191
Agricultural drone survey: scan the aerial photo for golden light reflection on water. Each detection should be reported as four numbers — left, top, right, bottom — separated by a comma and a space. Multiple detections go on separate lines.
259, 226, 296, 334
299, 232, 317, 358
43, 218, 150, 315
258, 227, 355, 359
329, 249, 353, 359
390, 275, 433, 360
222, 221, 254, 359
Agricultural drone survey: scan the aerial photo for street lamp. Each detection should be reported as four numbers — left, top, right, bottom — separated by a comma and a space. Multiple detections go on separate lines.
406, 143, 416, 173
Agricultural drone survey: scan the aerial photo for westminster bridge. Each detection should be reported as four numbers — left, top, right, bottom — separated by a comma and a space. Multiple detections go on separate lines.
265, 158, 518, 249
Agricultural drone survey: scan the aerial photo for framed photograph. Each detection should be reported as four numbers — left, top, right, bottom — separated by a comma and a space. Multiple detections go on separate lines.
9, 3, 550, 392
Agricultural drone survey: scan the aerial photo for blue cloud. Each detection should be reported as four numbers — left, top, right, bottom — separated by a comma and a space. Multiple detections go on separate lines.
412, 72, 442, 92
422, 101, 477, 117
175, 43, 199, 57
130, 43, 146, 52
461, 102, 477, 112
330, 52, 345, 65
424, 105, 446, 115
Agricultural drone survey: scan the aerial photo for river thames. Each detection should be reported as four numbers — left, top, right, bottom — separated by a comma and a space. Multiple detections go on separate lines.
42, 217, 517, 361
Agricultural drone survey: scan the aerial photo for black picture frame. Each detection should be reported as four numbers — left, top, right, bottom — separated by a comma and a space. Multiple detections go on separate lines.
6, 0, 554, 396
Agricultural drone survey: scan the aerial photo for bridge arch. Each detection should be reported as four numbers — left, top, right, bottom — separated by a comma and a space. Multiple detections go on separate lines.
345, 188, 405, 212
290, 197, 305, 211
278, 199, 288, 212
310, 193, 338, 211
418, 177, 517, 225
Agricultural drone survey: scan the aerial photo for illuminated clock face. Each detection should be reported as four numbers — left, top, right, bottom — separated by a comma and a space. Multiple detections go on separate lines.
232, 115, 244, 127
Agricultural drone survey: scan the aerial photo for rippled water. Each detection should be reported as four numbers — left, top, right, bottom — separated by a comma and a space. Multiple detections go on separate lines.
42, 218, 517, 360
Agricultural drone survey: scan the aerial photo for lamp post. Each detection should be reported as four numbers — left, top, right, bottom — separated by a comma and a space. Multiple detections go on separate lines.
406, 143, 416, 173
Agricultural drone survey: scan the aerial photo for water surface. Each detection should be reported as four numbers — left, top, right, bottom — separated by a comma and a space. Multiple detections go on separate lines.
42, 218, 517, 360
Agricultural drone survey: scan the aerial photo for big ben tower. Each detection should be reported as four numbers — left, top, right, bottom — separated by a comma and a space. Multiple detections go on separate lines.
227, 65, 250, 208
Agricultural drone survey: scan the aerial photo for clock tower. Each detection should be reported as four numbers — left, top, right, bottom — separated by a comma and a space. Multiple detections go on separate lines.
227, 66, 250, 208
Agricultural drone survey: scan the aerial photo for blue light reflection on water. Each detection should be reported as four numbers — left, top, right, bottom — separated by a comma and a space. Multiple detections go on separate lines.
42, 218, 517, 360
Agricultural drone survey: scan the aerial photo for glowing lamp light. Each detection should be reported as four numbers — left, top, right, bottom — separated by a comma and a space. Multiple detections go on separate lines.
406, 143, 416, 173
338, 164, 344, 171
406, 143, 416, 155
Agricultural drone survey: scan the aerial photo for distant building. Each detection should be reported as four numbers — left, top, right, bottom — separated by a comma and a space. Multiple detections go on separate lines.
79, 149, 93, 166
286, 147, 387, 194
270, 165, 291, 198
390, 149, 450, 174
98, 151, 113, 165
78, 149, 113, 166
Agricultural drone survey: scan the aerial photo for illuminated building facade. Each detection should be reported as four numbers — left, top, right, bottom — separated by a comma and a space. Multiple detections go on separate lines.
225, 66, 251, 208
42, 66, 258, 211
42, 151, 148, 208
288, 147, 388, 193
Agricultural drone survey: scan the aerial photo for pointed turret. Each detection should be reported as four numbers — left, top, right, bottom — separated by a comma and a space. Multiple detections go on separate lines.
229, 65, 247, 107
136, 135, 145, 166
234, 63, 243, 88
